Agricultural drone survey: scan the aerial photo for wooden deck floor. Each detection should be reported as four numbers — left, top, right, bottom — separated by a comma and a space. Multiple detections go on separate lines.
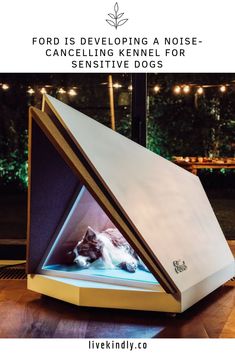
0, 242, 234, 338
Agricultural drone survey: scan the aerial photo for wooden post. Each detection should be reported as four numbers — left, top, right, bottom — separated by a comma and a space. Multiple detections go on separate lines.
131, 74, 147, 147
108, 75, 116, 130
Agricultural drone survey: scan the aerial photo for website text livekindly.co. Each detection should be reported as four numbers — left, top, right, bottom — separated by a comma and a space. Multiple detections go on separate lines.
32, 36, 202, 69
88, 340, 147, 351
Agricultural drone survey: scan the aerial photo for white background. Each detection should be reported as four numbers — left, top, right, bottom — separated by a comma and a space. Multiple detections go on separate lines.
0, 338, 235, 353
0, 0, 234, 72
0, 0, 235, 352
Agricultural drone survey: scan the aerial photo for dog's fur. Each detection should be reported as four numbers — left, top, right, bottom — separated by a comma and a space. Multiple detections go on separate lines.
70, 227, 148, 273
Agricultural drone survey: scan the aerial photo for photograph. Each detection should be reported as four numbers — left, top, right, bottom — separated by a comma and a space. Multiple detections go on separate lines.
0, 73, 235, 340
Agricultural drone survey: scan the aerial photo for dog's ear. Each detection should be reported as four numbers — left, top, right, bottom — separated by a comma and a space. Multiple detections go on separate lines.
85, 226, 97, 241
64, 249, 75, 264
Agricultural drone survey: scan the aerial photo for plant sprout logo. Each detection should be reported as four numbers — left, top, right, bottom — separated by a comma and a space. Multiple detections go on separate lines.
173, 260, 187, 274
106, 2, 128, 29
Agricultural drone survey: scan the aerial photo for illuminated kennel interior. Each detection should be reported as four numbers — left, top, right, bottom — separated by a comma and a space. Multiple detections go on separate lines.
40, 185, 157, 289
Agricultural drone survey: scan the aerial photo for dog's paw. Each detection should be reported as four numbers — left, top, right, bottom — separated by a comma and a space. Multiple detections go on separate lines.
119, 261, 137, 273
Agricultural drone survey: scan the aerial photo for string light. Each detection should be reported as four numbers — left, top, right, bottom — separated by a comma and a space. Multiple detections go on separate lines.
197, 87, 204, 95
183, 85, 190, 94
1, 82, 234, 97
113, 82, 122, 89
27, 88, 35, 95
40, 87, 47, 94
58, 88, 66, 94
68, 88, 77, 96
2, 83, 9, 90
174, 85, 181, 94
219, 85, 226, 93
153, 85, 160, 93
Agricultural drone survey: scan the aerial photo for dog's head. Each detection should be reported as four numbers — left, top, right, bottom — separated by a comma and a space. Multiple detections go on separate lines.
71, 227, 103, 268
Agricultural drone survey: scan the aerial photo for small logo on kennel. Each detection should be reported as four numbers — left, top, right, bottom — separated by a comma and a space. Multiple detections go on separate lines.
173, 260, 187, 274
106, 2, 128, 29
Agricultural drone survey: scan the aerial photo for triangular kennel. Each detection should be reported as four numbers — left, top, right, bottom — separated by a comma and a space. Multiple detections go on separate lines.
27, 94, 235, 313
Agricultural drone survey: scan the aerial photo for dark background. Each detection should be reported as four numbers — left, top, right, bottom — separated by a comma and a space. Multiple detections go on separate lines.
0, 73, 234, 259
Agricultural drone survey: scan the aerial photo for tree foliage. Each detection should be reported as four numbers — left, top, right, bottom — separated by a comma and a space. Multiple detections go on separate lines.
147, 81, 235, 159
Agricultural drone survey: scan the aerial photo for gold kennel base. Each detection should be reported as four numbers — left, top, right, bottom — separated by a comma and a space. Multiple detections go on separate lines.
27, 261, 235, 313
27, 274, 181, 313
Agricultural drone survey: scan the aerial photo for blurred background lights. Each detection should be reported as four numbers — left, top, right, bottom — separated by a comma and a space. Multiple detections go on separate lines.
183, 85, 190, 94
0, 80, 233, 97
68, 88, 77, 96
2, 83, 9, 90
153, 85, 160, 93
27, 88, 35, 95
197, 87, 204, 95
40, 87, 47, 94
113, 82, 122, 89
174, 85, 181, 94
220, 85, 226, 93
58, 88, 66, 94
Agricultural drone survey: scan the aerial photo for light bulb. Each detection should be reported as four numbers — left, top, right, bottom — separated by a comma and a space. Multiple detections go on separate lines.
197, 87, 204, 95
68, 88, 77, 96
2, 83, 9, 90
113, 82, 122, 89
40, 87, 47, 94
27, 88, 35, 95
58, 88, 66, 94
153, 85, 160, 93
183, 85, 190, 94
174, 85, 181, 94
219, 85, 226, 93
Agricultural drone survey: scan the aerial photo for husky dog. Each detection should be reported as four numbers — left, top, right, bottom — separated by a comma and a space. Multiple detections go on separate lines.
70, 227, 148, 273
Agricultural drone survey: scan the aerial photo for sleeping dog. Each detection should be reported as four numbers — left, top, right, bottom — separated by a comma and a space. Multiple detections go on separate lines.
69, 227, 148, 273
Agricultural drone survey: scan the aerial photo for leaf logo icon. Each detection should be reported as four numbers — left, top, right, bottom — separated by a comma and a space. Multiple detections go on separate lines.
106, 2, 128, 29
114, 2, 119, 12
